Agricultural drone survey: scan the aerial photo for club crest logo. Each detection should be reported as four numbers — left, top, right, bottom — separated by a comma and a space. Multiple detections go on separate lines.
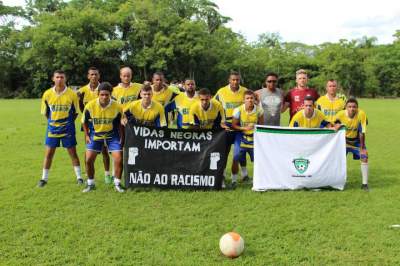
292, 158, 310, 174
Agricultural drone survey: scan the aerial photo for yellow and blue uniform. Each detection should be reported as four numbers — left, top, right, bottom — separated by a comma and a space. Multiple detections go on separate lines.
82, 99, 123, 152
124, 100, 167, 127
334, 110, 367, 160
165, 93, 199, 129
152, 86, 179, 107
78, 84, 98, 107
316, 95, 345, 123
112, 83, 142, 109
189, 99, 225, 129
41, 87, 79, 148
358, 108, 368, 133
232, 104, 264, 162
214, 85, 247, 126
214, 85, 247, 147
289, 109, 330, 128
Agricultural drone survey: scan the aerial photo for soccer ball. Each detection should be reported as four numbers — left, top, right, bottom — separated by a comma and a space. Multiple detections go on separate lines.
298, 163, 306, 171
219, 232, 244, 258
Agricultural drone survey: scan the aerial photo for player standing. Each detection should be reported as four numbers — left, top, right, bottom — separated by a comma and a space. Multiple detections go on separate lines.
254, 72, 283, 126
231, 90, 264, 186
165, 78, 199, 129
284, 69, 320, 122
214, 71, 248, 186
77, 67, 112, 184
316, 79, 345, 123
112, 67, 142, 109
38, 70, 83, 187
81, 82, 125, 192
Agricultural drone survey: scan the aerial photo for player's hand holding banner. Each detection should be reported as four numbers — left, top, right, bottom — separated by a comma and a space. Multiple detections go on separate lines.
124, 122, 226, 190
253, 126, 347, 191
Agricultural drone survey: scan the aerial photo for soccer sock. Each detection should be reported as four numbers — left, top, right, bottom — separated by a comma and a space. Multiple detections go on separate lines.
361, 163, 368, 184
105, 171, 110, 177
74, 166, 82, 179
87, 178, 95, 186
240, 167, 248, 177
114, 178, 121, 186
231, 174, 238, 183
111, 158, 115, 177
42, 169, 49, 181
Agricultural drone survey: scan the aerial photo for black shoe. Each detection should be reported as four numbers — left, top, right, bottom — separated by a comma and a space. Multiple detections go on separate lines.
361, 184, 369, 191
77, 178, 84, 185
242, 176, 250, 183
228, 181, 237, 190
38, 179, 47, 187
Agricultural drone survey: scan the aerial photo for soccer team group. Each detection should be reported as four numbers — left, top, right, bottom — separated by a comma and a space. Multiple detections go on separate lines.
38, 67, 369, 192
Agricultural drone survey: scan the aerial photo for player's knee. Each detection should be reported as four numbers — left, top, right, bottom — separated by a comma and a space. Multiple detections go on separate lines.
85, 154, 96, 164
44, 148, 56, 160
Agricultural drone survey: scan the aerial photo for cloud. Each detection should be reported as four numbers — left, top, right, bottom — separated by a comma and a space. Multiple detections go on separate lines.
343, 14, 400, 29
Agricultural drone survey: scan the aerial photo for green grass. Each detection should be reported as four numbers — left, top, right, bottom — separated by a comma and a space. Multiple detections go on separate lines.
0, 99, 399, 265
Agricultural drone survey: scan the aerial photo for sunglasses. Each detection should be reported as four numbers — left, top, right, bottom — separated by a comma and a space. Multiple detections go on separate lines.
266, 80, 277, 83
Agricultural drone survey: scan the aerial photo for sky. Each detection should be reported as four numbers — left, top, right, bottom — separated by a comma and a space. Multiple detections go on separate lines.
214, 0, 400, 44
3, 0, 400, 45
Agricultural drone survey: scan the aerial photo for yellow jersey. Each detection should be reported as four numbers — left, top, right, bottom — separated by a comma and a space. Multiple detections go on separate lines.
289, 109, 329, 128
214, 85, 247, 125
165, 92, 199, 129
112, 83, 142, 109
189, 99, 225, 129
358, 108, 368, 133
124, 100, 167, 127
78, 83, 99, 107
233, 104, 264, 148
40, 87, 79, 138
334, 110, 363, 144
152, 86, 179, 107
316, 95, 345, 123
81, 99, 122, 140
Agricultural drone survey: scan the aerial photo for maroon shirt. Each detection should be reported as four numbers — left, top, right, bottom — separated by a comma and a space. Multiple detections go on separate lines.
284, 87, 320, 119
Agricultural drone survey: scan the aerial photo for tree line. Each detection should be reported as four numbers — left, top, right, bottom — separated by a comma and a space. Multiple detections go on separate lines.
1, 0, 400, 98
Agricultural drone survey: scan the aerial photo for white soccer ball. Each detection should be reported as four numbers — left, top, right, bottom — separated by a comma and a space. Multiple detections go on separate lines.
298, 164, 306, 171
219, 232, 244, 258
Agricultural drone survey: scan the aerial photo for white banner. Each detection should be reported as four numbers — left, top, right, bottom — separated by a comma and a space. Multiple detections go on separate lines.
253, 126, 347, 191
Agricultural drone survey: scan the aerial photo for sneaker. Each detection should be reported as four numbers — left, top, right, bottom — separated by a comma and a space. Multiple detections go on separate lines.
242, 176, 250, 183
115, 184, 125, 193
82, 184, 95, 193
38, 179, 47, 187
221, 180, 226, 189
77, 178, 84, 185
361, 184, 369, 191
104, 175, 113, 185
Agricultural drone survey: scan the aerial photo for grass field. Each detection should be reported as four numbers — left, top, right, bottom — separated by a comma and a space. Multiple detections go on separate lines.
0, 99, 399, 265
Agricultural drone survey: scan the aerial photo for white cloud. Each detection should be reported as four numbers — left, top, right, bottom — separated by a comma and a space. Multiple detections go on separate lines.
214, 0, 400, 44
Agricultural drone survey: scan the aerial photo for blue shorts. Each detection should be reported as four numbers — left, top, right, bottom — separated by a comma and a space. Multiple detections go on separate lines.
86, 138, 122, 153
346, 146, 368, 160
234, 146, 254, 163
45, 134, 77, 148
346, 139, 368, 160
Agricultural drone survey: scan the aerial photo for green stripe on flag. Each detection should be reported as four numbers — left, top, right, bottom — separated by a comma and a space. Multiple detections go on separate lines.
255, 127, 344, 134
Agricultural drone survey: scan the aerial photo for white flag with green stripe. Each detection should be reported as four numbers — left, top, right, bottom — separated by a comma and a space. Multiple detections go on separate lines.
253, 126, 347, 191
